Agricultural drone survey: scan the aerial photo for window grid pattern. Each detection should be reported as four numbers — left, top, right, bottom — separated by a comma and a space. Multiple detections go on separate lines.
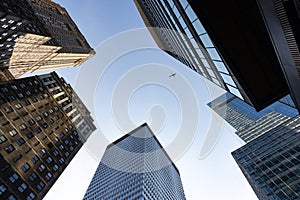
83, 125, 186, 200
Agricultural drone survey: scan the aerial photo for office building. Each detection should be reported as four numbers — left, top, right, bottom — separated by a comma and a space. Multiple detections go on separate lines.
0, 71, 96, 200
208, 93, 300, 199
232, 116, 300, 199
0, 0, 95, 80
134, 0, 300, 112
83, 123, 186, 200
207, 92, 298, 142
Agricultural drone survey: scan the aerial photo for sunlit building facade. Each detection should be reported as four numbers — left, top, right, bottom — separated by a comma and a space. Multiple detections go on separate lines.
0, 0, 95, 80
83, 123, 186, 200
0, 72, 95, 200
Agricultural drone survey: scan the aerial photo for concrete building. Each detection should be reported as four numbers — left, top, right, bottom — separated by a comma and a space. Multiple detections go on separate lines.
0, 0, 95, 80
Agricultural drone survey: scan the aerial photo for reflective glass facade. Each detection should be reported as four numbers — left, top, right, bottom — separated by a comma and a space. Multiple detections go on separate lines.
208, 92, 300, 199
232, 116, 300, 200
83, 124, 186, 200
208, 92, 298, 142
134, 0, 244, 99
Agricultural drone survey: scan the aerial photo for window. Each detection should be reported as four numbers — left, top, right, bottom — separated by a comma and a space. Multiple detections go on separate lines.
15, 103, 23, 109
24, 99, 31, 106
65, 151, 70, 158
35, 115, 42, 121
26, 192, 36, 200
59, 132, 65, 138
19, 123, 27, 131
5, 144, 15, 153
59, 157, 65, 164
53, 164, 59, 171
7, 195, 16, 200
21, 163, 30, 172
0, 184, 7, 195
35, 127, 41, 134
5, 106, 14, 113
9, 129, 18, 136
18, 182, 28, 193
64, 139, 69, 145
46, 157, 53, 163
16, 138, 25, 146
17, 93, 24, 98
54, 137, 59, 143
59, 144, 64, 150
48, 119, 54, 124
36, 181, 45, 191
69, 146, 74, 152
31, 97, 38, 103
43, 112, 49, 117
25, 91, 31, 96
26, 132, 34, 139
42, 123, 48, 129
0, 135, 7, 144
29, 172, 37, 182
28, 119, 35, 126
45, 172, 53, 180
31, 155, 39, 164
39, 148, 46, 156
38, 164, 45, 172
9, 173, 20, 183
52, 150, 59, 157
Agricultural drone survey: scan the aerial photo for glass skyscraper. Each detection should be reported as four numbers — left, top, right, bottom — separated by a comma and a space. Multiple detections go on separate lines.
134, 0, 300, 112
83, 123, 186, 200
208, 92, 300, 199
134, 0, 243, 99
208, 92, 298, 142
232, 116, 300, 200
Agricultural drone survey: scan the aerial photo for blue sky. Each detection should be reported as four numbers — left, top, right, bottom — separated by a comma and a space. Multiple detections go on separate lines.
33, 1, 259, 199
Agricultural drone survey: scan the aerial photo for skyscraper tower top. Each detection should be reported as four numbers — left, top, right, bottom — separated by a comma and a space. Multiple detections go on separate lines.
83, 124, 186, 200
0, 0, 95, 80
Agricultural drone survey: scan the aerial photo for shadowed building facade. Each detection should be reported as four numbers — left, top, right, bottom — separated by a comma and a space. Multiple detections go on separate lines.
83, 124, 186, 200
134, 0, 300, 112
0, 71, 95, 200
0, 0, 95, 80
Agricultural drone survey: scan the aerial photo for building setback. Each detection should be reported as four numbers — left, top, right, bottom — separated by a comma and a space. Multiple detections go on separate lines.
134, 0, 300, 112
207, 92, 298, 143
0, 71, 96, 200
0, 0, 95, 80
83, 123, 186, 200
